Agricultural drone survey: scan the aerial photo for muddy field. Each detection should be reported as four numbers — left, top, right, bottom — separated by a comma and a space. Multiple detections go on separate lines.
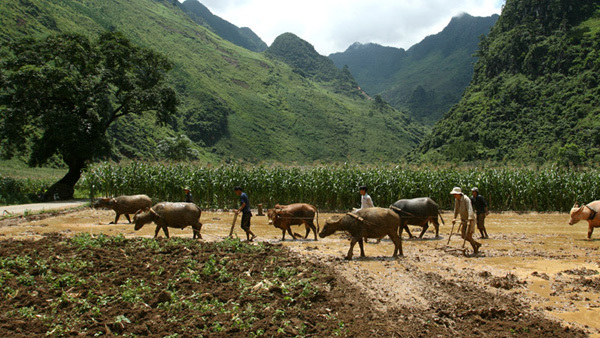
1, 208, 599, 336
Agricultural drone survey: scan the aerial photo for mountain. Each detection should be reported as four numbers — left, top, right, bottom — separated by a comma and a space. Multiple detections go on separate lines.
265, 33, 362, 96
418, 0, 600, 166
0, 0, 424, 164
330, 14, 499, 125
180, 0, 267, 52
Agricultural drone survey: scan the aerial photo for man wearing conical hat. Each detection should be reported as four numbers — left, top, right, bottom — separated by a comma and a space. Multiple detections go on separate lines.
450, 187, 481, 254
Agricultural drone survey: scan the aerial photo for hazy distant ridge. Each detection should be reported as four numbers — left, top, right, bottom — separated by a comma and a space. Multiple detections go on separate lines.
330, 13, 499, 124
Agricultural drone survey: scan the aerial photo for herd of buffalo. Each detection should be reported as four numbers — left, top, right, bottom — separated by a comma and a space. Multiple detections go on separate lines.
93, 194, 600, 260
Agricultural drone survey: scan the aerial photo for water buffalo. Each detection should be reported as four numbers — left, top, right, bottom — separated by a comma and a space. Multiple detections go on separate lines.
93, 194, 152, 224
319, 207, 402, 260
267, 203, 319, 241
569, 201, 600, 239
390, 197, 444, 238
133, 202, 202, 239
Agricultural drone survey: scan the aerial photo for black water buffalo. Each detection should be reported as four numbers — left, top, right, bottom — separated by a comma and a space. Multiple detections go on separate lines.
390, 197, 444, 238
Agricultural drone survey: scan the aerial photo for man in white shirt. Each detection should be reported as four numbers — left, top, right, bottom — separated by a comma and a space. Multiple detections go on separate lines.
358, 185, 374, 210
355, 185, 379, 243
451, 187, 481, 254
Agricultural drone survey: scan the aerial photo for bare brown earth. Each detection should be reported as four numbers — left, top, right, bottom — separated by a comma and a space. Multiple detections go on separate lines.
0, 208, 598, 336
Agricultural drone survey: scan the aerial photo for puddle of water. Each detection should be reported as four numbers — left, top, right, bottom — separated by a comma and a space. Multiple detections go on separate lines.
556, 309, 600, 332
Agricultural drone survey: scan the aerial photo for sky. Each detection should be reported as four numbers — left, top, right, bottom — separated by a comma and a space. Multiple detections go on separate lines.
183, 0, 505, 55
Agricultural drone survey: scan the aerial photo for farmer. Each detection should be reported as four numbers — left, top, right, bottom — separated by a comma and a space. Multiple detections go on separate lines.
234, 186, 257, 241
470, 187, 489, 239
355, 185, 378, 243
451, 187, 481, 254
354, 185, 374, 212
184, 187, 194, 203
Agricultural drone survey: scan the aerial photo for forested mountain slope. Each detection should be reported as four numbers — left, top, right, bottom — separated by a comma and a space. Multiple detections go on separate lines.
419, 0, 600, 165
0, 0, 424, 164
180, 0, 267, 52
266, 33, 363, 97
330, 14, 498, 124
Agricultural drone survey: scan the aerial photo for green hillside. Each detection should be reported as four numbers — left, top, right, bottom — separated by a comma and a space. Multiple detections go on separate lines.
330, 14, 498, 125
0, 0, 424, 164
419, 0, 600, 165
265, 33, 363, 97
180, 0, 267, 52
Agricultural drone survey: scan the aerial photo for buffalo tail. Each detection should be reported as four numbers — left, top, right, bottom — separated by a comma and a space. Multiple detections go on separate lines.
316, 208, 320, 233
438, 210, 446, 225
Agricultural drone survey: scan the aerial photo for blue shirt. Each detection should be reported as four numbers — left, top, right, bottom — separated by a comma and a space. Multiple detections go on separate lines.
240, 192, 251, 213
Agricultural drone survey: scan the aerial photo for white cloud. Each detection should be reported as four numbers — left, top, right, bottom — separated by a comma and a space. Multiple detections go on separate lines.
182, 0, 504, 55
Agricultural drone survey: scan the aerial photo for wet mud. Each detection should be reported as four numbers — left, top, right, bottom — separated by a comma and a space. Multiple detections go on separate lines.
0, 208, 598, 336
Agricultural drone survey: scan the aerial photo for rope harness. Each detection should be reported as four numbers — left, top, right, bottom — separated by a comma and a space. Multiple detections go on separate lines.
586, 204, 598, 221
345, 212, 382, 228
275, 216, 317, 220
389, 205, 414, 216
148, 207, 161, 219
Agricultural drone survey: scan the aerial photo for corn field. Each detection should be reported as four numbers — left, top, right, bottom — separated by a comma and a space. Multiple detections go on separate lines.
81, 162, 600, 212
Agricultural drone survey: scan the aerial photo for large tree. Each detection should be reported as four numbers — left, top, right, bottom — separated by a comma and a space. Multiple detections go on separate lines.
0, 32, 177, 200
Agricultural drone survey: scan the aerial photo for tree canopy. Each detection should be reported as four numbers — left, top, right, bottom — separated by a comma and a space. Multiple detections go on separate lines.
0, 31, 178, 199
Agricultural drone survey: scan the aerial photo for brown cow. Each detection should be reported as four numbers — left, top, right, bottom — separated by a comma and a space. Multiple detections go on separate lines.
267, 203, 319, 241
569, 201, 600, 239
318, 207, 402, 260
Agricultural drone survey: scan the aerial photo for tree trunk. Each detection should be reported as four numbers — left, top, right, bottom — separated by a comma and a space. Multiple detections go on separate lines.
41, 158, 85, 201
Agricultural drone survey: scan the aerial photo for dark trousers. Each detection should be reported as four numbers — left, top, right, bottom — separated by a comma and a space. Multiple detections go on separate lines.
241, 212, 252, 231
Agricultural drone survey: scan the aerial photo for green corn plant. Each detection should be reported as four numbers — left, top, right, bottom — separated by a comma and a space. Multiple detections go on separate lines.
81, 163, 600, 212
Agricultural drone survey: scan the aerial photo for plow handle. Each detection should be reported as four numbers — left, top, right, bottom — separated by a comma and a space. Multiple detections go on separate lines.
228, 212, 238, 237
447, 221, 456, 246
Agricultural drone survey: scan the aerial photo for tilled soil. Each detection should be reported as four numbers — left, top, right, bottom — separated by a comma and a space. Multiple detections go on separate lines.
1, 209, 600, 336
0, 233, 583, 337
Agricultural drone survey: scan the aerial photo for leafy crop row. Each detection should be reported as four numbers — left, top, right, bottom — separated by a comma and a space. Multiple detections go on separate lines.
0, 176, 52, 205
82, 162, 600, 212
0, 234, 332, 336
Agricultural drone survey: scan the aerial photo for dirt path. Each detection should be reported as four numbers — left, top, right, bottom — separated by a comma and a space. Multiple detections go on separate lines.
1, 208, 599, 336
0, 200, 87, 215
